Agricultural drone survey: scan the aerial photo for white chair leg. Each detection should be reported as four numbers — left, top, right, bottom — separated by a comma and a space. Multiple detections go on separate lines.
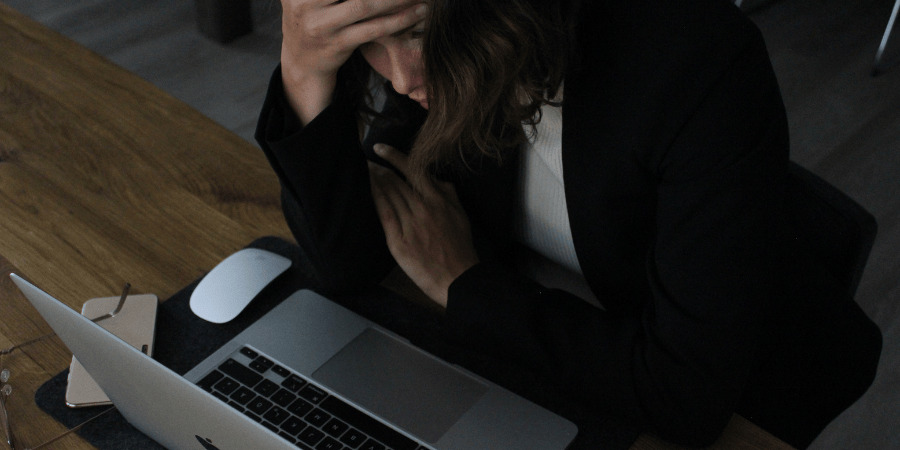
873, 0, 900, 74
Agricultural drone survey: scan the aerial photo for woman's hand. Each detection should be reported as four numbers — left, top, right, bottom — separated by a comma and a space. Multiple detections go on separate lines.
368, 144, 479, 307
280, 0, 427, 124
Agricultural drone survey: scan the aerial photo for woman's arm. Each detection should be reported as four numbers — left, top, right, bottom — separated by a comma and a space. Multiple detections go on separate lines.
256, 68, 393, 293
443, 35, 791, 447
254, 0, 427, 293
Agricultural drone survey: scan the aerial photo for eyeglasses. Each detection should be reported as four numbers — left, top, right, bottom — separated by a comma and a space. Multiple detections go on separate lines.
1, 283, 133, 450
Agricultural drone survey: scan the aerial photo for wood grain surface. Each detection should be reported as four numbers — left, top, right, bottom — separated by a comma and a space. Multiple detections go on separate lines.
0, 4, 290, 447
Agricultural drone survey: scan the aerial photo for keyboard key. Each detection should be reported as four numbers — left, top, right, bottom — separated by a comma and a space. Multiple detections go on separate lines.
197, 370, 224, 391
248, 397, 274, 415
272, 388, 298, 407
359, 440, 385, 450
255, 379, 280, 397
219, 359, 263, 387
298, 385, 328, 404
320, 397, 417, 450
273, 365, 291, 377
250, 355, 275, 373
299, 427, 326, 446
279, 431, 298, 444
339, 428, 367, 448
198, 352, 420, 450
282, 416, 307, 436
288, 398, 314, 417
227, 401, 245, 412
230, 387, 256, 405
282, 374, 307, 392
213, 377, 239, 395
305, 408, 332, 427
316, 437, 344, 450
323, 418, 349, 438
264, 406, 291, 426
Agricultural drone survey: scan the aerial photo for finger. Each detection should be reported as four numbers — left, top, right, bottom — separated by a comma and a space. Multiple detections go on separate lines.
374, 142, 443, 200
334, 0, 422, 24
369, 161, 415, 221
434, 178, 461, 202
332, 0, 426, 43
369, 166, 402, 236
373, 143, 410, 176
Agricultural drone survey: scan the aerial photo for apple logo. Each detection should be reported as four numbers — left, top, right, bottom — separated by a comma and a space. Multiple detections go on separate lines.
195, 436, 220, 449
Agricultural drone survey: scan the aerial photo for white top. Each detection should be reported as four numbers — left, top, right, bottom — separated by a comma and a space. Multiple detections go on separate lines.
512, 88, 601, 307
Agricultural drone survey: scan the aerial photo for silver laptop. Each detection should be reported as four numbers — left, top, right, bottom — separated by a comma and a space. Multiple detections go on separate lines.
12, 274, 578, 449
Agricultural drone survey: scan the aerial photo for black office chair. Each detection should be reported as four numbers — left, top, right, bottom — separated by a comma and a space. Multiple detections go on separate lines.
740, 162, 881, 448
787, 162, 877, 299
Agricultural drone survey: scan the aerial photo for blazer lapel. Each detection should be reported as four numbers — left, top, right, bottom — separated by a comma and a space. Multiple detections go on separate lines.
452, 149, 521, 263
561, 16, 658, 313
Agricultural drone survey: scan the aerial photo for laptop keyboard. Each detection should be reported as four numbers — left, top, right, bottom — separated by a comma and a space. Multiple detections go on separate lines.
196, 346, 428, 450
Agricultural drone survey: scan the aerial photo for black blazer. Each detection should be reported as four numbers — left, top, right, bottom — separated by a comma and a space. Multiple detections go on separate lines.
256, 0, 880, 447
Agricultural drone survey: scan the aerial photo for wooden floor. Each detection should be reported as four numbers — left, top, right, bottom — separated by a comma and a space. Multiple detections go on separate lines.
4, 0, 900, 448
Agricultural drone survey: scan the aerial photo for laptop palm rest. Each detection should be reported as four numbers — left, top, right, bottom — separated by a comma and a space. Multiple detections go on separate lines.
312, 328, 488, 443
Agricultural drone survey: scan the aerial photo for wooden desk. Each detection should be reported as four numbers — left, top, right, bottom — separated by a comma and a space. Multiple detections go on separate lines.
0, 4, 791, 449
1, 3, 290, 447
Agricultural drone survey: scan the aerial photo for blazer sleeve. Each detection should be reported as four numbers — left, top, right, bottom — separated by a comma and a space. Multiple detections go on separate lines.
444, 31, 790, 447
254, 66, 394, 293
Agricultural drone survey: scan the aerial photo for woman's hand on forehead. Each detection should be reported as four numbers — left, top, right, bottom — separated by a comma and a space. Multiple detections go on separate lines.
332, 0, 427, 43
285, 0, 425, 47
280, 0, 426, 83
279, 0, 427, 124
335, 0, 426, 25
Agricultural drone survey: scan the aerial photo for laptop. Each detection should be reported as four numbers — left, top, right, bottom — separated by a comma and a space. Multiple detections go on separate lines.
11, 274, 578, 449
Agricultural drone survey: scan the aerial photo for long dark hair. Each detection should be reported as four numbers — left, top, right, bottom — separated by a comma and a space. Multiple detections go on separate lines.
339, 0, 576, 178
413, 0, 574, 176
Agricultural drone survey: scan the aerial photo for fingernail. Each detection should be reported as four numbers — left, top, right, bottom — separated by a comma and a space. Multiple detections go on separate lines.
373, 143, 387, 155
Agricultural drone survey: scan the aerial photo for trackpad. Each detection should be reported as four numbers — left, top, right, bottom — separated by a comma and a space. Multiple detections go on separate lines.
312, 328, 488, 443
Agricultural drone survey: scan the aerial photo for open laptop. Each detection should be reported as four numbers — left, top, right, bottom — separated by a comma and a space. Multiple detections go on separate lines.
11, 274, 578, 449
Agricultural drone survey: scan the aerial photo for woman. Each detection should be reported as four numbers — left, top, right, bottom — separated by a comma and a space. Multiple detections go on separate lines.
256, 0, 881, 447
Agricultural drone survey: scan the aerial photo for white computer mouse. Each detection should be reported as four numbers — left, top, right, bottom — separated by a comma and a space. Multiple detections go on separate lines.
190, 248, 292, 323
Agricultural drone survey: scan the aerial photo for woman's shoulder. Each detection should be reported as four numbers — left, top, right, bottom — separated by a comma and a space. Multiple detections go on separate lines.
572, 0, 765, 80
561, 1, 785, 172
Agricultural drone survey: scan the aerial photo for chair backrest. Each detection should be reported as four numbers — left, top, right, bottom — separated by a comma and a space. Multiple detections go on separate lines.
741, 163, 881, 449
786, 162, 877, 298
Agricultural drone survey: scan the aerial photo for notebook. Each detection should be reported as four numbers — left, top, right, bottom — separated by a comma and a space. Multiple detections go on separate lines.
12, 274, 578, 449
